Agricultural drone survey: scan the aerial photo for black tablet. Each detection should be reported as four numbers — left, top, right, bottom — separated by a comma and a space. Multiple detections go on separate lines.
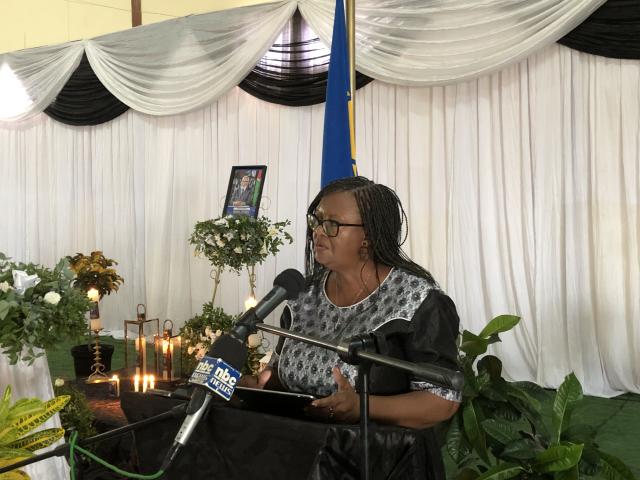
233, 386, 316, 418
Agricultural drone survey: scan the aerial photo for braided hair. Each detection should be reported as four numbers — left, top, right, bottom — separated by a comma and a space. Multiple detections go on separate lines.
305, 176, 437, 288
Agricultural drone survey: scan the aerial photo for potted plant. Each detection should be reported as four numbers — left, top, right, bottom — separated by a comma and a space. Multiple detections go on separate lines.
0, 253, 92, 365
0, 385, 70, 479
446, 315, 636, 479
67, 251, 124, 378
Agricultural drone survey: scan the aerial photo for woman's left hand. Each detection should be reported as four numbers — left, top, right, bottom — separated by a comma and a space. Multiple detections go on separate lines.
309, 367, 360, 423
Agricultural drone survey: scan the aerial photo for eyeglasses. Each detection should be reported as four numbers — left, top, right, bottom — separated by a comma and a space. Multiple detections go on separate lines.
307, 213, 363, 237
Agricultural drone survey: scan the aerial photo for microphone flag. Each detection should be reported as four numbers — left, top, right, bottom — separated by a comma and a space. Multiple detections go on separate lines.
189, 356, 240, 402
321, 0, 357, 188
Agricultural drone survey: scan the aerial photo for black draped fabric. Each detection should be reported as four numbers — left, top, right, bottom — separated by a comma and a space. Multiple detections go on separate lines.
239, 9, 372, 107
559, 0, 640, 59
120, 392, 445, 479
40, 1, 640, 125
44, 54, 129, 126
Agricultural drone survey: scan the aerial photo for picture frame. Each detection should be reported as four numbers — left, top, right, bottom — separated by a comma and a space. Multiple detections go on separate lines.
222, 165, 267, 218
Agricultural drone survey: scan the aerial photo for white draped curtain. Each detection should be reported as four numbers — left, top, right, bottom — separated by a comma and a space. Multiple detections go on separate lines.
1, 43, 638, 397
0, 0, 604, 120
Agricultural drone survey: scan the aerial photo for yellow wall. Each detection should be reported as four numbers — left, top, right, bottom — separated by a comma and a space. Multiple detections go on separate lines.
0, 0, 276, 54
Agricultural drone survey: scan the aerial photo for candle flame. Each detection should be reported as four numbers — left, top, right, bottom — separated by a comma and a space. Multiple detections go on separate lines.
244, 296, 257, 311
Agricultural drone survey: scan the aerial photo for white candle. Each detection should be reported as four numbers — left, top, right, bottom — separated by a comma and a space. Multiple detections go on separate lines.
90, 318, 102, 331
142, 374, 148, 393
134, 374, 140, 393
149, 375, 155, 390
141, 338, 146, 375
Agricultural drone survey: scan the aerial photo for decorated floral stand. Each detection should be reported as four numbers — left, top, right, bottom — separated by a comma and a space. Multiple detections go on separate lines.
0, 253, 93, 479
183, 215, 292, 374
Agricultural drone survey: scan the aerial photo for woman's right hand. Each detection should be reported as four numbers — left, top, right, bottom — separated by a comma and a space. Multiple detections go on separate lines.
238, 367, 273, 389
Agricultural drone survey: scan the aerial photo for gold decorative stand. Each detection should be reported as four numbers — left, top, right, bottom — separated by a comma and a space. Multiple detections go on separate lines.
86, 327, 110, 384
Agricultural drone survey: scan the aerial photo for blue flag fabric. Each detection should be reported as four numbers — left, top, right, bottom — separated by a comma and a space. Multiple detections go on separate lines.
321, 0, 357, 188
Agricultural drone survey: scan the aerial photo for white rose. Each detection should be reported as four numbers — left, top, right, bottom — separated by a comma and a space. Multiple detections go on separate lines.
215, 329, 222, 337
216, 239, 225, 247
204, 326, 212, 337
268, 227, 279, 237
224, 232, 234, 241
54, 378, 65, 387
247, 334, 261, 348
233, 246, 242, 254
187, 346, 195, 355
240, 234, 247, 241
43, 291, 61, 305
0, 281, 11, 293
214, 218, 227, 226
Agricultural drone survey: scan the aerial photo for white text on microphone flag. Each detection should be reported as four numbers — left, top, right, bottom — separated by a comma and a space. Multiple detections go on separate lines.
189, 356, 240, 401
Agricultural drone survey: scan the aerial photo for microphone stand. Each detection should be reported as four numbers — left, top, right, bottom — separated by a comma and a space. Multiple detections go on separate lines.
255, 323, 463, 480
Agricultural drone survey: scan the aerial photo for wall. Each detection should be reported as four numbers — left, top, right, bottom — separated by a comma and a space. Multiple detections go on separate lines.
0, 0, 275, 54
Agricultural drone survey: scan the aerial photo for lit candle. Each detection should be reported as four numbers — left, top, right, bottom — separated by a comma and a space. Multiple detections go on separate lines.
141, 338, 146, 374
149, 375, 155, 390
90, 318, 102, 331
134, 374, 140, 393
142, 374, 148, 393
111, 375, 120, 397
244, 296, 257, 311
87, 288, 100, 303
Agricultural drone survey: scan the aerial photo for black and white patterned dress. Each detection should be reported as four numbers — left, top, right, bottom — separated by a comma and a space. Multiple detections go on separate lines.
276, 268, 462, 402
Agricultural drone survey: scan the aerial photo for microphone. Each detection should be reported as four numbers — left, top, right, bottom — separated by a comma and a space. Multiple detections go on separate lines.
231, 268, 306, 341
161, 269, 305, 471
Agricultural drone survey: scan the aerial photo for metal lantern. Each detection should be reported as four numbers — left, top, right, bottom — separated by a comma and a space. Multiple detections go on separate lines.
124, 304, 159, 376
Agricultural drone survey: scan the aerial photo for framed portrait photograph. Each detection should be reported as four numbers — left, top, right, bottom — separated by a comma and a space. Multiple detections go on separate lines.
223, 165, 267, 217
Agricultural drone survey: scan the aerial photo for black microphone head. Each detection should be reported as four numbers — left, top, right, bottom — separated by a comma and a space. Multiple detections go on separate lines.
206, 335, 248, 371
273, 269, 306, 300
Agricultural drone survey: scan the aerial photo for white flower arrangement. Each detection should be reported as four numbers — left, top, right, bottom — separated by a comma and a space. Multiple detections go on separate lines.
189, 215, 292, 274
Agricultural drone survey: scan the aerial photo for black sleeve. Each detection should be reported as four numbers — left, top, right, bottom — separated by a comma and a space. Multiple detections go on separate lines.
402, 289, 460, 372
275, 305, 292, 355
369, 289, 461, 398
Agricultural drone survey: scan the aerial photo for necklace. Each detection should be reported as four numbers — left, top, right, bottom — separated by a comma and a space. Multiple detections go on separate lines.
332, 270, 372, 306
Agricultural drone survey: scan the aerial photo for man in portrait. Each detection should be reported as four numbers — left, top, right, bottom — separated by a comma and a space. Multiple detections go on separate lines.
231, 174, 255, 206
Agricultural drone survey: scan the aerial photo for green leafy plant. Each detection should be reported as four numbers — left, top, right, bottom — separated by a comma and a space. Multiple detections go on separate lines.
0, 386, 70, 480
447, 315, 636, 480
0, 253, 92, 365
52, 380, 96, 441
180, 302, 264, 375
189, 216, 292, 274
66, 251, 124, 298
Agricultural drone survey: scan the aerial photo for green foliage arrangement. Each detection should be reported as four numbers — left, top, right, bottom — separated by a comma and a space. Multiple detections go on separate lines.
0, 253, 92, 365
53, 380, 96, 441
189, 216, 292, 274
447, 315, 636, 480
66, 251, 124, 298
0, 386, 70, 480
179, 302, 264, 375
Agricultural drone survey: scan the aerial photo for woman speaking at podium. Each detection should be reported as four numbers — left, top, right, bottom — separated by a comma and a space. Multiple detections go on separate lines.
241, 177, 461, 471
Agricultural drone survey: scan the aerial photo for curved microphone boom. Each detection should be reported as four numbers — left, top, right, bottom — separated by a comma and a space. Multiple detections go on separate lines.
161, 269, 305, 471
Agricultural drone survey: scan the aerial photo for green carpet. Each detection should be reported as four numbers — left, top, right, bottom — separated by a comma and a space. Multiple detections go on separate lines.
47, 336, 139, 380
47, 340, 639, 478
